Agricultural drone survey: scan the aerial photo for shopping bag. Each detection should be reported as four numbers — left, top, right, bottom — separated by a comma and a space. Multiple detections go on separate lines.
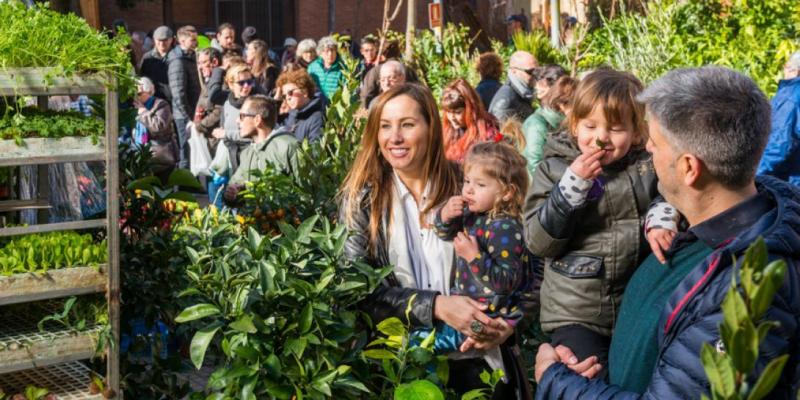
188, 122, 212, 177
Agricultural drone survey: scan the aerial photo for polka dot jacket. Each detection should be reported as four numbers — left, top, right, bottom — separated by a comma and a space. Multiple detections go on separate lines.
434, 209, 528, 324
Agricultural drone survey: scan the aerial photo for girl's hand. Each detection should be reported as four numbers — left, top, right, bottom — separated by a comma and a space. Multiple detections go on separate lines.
569, 148, 604, 180
440, 196, 466, 223
454, 232, 479, 262
647, 228, 677, 264
433, 295, 504, 340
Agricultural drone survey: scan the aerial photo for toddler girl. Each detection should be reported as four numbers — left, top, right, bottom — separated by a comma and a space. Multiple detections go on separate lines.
413, 141, 535, 355
525, 69, 677, 373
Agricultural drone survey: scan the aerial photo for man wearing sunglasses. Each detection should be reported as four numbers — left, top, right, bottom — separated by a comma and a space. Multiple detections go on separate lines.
488, 50, 538, 123
224, 95, 299, 205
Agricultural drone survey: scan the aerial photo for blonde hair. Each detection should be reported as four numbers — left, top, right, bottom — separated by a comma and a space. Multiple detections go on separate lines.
463, 142, 529, 219
339, 84, 460, 255
225, 64, 252, 84
499, 117, 526, 153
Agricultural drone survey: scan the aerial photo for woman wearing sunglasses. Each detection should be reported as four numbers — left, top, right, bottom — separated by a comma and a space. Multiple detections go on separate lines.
208, 63, 257, 206
274, 68, 326, 143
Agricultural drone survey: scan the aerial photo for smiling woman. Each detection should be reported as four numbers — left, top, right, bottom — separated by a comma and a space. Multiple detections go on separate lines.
339, 83, 529, 399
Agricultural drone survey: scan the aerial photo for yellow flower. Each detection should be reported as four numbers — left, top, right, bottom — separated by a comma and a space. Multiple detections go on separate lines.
236, 215, 246, 225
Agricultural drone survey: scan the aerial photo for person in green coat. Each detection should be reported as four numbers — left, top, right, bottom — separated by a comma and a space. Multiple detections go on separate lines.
224, 95, 299, 204
307, 36, 344, 101
521, 75, 576, 177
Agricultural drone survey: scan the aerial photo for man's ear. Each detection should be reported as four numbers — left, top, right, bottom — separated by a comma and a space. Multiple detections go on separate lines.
678, 153, 704, 187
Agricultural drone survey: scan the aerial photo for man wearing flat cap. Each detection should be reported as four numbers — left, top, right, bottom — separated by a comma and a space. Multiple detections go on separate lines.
140, 26, 174, 102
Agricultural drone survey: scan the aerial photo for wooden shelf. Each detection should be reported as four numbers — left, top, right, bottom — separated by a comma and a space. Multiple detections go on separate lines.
0, 219, 106, 237
0, 68, 107, 96
0, 265, 107, 306
0, 199, 51, 212
0, 304, 103, 374
0, 136, 105, 167
0, 361, 104, 399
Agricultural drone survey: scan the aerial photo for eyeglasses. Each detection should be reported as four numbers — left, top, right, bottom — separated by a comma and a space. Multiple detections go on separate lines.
236, 78, 256, 87
282, 88, 304, 100
512, 66, 537, 76
239, 112, 258, 121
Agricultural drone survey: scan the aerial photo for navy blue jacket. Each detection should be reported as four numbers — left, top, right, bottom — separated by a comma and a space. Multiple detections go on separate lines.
277, 92, 326, 143
758, 77, 800, 186
535, 176, 800, 399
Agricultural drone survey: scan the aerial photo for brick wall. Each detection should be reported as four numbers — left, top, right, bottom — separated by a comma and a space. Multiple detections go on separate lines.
294, 0, 432, 42
98, 0, 211, 34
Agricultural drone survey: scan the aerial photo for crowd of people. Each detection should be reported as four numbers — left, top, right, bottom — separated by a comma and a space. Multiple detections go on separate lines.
125, 21, 800, 400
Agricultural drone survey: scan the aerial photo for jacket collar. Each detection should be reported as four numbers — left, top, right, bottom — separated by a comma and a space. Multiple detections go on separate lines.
508, 74, 534, 101
537, 107, 565, 129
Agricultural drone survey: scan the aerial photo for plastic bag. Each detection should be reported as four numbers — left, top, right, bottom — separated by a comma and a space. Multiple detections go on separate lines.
209, 138, 232, 177
188, 122, 212, 177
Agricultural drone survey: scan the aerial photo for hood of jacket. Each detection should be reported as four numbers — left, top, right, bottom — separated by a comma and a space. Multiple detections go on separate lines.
729, 175, 800, 257
542, 130, 581, 161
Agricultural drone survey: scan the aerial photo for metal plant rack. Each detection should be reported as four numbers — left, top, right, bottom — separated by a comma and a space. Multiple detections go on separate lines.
0, 68, 120, 398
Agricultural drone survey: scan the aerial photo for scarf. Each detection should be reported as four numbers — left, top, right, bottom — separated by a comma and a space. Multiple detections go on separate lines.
133, 96, 156, 144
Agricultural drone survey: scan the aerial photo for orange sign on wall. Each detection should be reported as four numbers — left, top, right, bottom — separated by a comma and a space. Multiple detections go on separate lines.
429, 3, 442, 29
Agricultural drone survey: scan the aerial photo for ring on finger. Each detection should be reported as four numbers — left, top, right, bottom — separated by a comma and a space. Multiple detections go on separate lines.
470, 320, 484, 334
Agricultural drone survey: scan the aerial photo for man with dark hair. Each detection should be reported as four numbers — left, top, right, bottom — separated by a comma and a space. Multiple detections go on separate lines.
194, 47, 223, 143
167, 25, 201, 169
358, 35, 379, 79
224, 95, 299, 203
534, 67, 800, 399
212, 23, 237, 52
140, 25, 174, 102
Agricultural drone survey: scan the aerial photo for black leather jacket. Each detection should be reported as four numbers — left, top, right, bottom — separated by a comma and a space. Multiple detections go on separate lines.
340, 187, 439, 328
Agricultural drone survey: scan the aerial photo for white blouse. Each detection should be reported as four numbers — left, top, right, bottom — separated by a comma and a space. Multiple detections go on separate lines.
387, 172, 454, 295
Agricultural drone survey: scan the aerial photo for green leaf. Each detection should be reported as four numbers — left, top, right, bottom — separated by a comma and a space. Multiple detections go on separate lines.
230, 315, 257, 333
259, 260, 275, 295
741, 237, 768, 295
299, 303, 314, 334
750, 260, 787, 320
175, 303, 221, 323
394, 380, 445, 400
315, 268, 335, 292
748, 354, 789, 400
165, 192, 198, 202
376, 317, 406, 337
167, 168, 203, 188
296, 216, 319, 243
126, 176, 161, 191
730, 318, 758, 374
284, 337, 307, 358
264, 353, 282, 377
700, 343, 735, 398
333, 375, 370, 393
721, 287, 747, 331
190, 321, 223, 369
247, 227, 263, 256
461, 389, 488, 400
362, 349, 397, 360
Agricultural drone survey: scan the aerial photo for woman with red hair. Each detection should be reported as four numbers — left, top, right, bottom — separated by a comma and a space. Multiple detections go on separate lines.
441, 79, 502, 163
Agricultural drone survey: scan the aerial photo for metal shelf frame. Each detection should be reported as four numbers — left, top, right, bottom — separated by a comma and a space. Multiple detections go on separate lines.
0, 68, 120, 397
